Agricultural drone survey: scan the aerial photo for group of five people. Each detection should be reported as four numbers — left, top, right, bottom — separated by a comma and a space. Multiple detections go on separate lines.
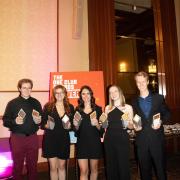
3, 71, 170, 180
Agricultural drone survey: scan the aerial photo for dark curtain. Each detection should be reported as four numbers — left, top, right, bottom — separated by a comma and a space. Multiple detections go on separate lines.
153, 0, 180, 122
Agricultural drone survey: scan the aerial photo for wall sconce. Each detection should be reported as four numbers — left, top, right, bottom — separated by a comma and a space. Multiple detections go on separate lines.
132, 5, 137, 11
151, 79, 157, 87
148, 59, 157, 73
119, 62, 127, 72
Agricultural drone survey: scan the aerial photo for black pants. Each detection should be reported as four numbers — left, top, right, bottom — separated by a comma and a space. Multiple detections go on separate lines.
137, 143, 167, 180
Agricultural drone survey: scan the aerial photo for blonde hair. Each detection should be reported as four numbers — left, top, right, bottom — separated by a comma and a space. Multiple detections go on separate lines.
134, 71, 149, 81
108, 85, 126, 110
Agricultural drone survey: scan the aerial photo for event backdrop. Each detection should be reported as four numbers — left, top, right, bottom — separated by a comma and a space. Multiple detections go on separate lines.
50, 71, 105, 108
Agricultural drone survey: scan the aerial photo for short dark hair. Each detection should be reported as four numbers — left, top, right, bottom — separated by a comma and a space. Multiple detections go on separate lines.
17, 79, 33, 89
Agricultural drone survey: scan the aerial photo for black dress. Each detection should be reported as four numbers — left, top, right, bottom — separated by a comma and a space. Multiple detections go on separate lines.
75, 105, 103, 159
104, 107, 131, 180
42, 104, 74, 159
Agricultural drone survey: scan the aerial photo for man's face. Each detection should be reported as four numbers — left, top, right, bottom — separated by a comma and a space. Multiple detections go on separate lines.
135, 75, 149, 93
19, 83, 32, 98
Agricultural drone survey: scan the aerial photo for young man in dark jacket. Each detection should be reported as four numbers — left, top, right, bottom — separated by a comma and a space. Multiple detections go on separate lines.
132, 71, 170, 180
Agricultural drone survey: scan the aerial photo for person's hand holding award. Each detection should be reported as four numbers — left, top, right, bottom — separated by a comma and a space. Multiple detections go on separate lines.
32, 109, 41, 124
16, 108, 26, 125
152, 113, 161, 130
90, 111, 98, 126
46, 115, 55, 130
62, 114, 71, 130
73, 111, 82, 130
99, 112, 108, 128
121, 112, 130, 129
133, 114, 142, 131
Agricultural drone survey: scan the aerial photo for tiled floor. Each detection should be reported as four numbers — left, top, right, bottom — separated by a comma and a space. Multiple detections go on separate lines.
22, 153, 180, 180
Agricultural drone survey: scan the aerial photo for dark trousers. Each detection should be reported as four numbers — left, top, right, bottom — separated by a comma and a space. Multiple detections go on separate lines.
10, 133, 39, 180
137, 143, 167, 180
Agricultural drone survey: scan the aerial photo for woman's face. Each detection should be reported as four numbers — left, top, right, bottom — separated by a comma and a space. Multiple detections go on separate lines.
54, 88, 65, 102
109, 86, 120, 101
81, 88, 91, 104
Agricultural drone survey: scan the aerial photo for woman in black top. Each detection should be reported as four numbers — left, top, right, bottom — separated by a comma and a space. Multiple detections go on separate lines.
42, 85, 74, 180
104, 85, 133, 180
73, 85, 103, 180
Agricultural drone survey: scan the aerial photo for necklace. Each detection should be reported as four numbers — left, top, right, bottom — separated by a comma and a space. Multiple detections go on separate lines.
114, 104, 121, 108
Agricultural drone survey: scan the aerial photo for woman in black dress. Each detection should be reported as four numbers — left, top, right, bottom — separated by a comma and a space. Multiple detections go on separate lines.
73, 85, 103, 180
42, 85, 74, 180
104, 85, 133, 180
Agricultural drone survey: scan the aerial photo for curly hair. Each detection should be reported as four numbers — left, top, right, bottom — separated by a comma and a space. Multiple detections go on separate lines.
46, 85, 70, 115
76, 85, 96, 112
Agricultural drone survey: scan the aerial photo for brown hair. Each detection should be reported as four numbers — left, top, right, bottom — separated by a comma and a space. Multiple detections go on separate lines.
108, 85, 126, 110
47, 85, 70, 115
17, 79, 33, 89
76, 85, 96, 112
134, 71, 149, 81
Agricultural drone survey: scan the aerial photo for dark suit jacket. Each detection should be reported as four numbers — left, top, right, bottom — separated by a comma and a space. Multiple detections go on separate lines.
132, 93, 170, 148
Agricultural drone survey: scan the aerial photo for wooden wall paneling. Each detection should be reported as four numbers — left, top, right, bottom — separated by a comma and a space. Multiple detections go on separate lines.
88, 0, 117, 89
153, 0, 180, 123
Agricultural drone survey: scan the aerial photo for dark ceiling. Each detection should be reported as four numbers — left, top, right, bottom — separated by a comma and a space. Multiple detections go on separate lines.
115, 6, 155, 40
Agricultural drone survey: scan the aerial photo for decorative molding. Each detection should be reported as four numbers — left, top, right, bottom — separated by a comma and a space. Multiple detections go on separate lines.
0, 90, 49, 93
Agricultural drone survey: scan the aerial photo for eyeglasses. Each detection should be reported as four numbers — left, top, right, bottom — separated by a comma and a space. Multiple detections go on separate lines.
55, 92, 64, 95
21, 87, 32, 90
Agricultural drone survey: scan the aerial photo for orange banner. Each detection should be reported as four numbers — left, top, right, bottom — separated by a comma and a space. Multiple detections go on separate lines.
50, 71, 105, 108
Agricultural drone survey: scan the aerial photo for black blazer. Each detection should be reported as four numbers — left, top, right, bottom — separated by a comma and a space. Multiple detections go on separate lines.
132, 93, 170, 148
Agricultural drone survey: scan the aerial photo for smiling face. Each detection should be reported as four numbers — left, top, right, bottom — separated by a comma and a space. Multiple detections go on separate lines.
19, 83, 32, 99
109, 86, 120, 102
135, 75, 149, 93
81, 88, 91, 104
54, 88, 65, 102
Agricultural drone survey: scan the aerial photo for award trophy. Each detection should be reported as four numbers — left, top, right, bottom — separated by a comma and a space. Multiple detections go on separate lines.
73, 111, 82, 128
90, 111, 97, 126
133, 114, 142, 130
99, 112, 108, 128
152, 113, 161, 128
62, 114, 70, 129
32, 109, 40, 117
18, 108, 26, 122
121, 112, 129, 129
48, 115, 55, 130
32, 109, 40, 123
